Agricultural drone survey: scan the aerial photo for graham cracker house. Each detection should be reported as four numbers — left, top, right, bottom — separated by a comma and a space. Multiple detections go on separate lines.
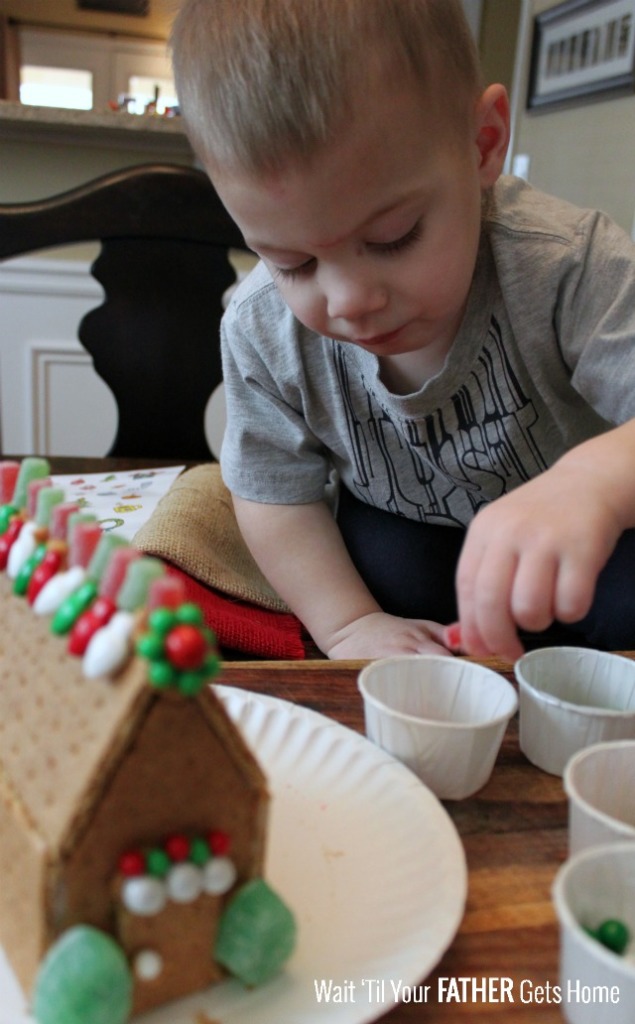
0, 572, 269, 1016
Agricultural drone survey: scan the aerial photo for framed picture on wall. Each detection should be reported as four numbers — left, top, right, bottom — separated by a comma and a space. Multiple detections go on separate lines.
527, 0, 635, 109
77, 0, 149, 14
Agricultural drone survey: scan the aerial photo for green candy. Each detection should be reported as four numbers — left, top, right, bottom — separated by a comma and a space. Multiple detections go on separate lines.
11, 457, 49, 511
0, 504, 17, 534
148, 660, 176, 689
177, 671, 205, 697
33, 925, 132, 1024
13, 543, 47, 596
215, 879, 297, 987
50, 580, 98, 635
35, 486, 64, 528
189, 836, 211, 866
175, 602, 204, 626
86, 532, 128, 583
146, 847, 171, 878
136, 631, 165, 661
148, 606, 176, 635
67, 511, 97, 533
596, 918, 631, 955
117, 557, 165, 612
204, 652, 221, 679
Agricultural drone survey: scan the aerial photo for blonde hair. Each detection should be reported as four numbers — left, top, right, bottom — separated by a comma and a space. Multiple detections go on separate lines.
171, 0, 483, 175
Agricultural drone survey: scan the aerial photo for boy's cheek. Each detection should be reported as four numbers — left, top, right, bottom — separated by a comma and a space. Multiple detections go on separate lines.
273, 283, 324, 334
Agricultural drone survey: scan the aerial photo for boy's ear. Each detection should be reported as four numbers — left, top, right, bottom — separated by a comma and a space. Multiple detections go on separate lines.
474, 84, 510, 188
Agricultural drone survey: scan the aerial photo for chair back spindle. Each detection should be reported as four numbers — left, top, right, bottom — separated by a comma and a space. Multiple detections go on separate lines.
0, 163, 249, 459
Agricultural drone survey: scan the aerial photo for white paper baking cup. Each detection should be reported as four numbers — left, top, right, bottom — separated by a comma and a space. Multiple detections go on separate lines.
552, 842, 635, 1024
357, 656, 518, 800
515, 648, 635, 776
564, 740, 635, 856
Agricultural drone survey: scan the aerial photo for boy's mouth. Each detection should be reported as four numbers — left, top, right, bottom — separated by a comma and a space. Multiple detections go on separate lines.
352, 324, 406, 349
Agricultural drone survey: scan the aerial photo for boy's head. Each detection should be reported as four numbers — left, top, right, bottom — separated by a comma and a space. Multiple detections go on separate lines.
171, 0, 484, 176
172, 0, 509, 371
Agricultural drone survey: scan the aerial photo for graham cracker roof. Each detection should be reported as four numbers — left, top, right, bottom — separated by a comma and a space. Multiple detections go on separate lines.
0, 574, 266, 855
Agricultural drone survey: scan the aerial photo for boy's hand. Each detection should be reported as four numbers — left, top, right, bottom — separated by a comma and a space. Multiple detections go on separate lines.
455, 459, 624, 661
325, 611, 451, 659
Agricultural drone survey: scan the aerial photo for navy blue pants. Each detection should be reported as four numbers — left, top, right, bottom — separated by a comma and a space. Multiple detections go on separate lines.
336, 485, 635, 650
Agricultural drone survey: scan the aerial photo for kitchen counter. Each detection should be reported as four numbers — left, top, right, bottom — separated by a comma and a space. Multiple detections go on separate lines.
0, 100, 192, 155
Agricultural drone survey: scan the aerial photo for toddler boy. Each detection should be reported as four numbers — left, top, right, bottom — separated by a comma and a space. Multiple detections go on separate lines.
171, 0, 635, 660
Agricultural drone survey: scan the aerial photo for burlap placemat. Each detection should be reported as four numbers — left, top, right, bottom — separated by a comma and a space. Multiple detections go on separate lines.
133, 464, 290, 613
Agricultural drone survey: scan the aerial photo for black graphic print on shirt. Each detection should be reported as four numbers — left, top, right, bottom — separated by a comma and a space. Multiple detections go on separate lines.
335, 316, 547, 527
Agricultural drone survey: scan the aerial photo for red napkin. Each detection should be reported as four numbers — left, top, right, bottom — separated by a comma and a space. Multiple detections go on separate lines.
166, 565, 306, 659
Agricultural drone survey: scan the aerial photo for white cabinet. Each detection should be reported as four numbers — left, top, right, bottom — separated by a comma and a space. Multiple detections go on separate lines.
0, 255, 229, 459
0, 256, 118, 456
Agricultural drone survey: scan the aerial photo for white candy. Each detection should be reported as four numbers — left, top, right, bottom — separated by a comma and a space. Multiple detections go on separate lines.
7, 521, 37, 579
166, 863, 203, 903
121, 876, 166, 916
203, 856, 237, 895
82, 611, 135, 679
134, 949, 163, 981
33, 565, 86, 615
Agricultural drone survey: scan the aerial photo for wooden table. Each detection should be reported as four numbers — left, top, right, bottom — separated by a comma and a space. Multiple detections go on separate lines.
220, 658, 569, 1023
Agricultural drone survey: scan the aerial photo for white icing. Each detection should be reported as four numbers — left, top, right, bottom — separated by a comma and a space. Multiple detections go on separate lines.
33, 565, 86, 615
121, 876, 166, 916
82, 611, 135, 679
6, 521, 37, 579
203, 856, 237, 895
166, 863, 203, 903
134, 949, 163, 981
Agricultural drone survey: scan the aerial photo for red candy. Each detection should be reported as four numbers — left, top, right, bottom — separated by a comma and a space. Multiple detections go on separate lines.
118, 850, 146, 877
27, 548, 63, 605
147, 575, 187, 611
164, 624, 207, 671
444, 622, 462, 652
209, 830, 231, 856
49, 502, 80, 541
67, 596, 117, 656
165, 833, 190, 862
98, 546, 141, 602
0, 518, 23, 570
26, 478, 52, 518
0, 461, 20, 505
69, 521, 102, 569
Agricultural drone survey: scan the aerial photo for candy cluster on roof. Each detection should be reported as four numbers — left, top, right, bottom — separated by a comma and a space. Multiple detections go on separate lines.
0, 456, 220, 691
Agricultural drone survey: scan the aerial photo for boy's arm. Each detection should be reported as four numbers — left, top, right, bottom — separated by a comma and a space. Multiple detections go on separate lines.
456, 419, 635, 660
232, 494, 450, 659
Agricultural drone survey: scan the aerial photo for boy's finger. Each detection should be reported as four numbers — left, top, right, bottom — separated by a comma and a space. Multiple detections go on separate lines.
459, 548, 522, 659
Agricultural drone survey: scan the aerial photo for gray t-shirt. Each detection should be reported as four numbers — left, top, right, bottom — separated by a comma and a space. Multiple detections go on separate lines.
220, 176, 635, 527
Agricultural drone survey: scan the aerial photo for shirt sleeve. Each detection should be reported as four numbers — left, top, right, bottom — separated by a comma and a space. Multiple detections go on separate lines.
557, 210, 635, 425
219, 291, 332, 504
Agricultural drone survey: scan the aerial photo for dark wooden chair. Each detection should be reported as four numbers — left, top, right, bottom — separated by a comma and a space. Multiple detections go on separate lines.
0, 163, 249, 459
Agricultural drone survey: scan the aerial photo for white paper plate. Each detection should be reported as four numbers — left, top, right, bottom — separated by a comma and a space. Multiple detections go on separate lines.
0, 686, 467, 1024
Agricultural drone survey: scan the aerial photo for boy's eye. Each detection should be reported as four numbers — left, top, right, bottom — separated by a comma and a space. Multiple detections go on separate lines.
271, 218, 422, 281
368, 220, 422, 255
273, 258, 315, 282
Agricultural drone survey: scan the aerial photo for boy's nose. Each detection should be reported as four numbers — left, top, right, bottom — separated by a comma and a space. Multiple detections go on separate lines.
324, 271, 388, 323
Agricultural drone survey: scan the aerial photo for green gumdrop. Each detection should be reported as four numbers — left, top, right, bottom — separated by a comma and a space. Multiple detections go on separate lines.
12, 457, 50, 510
596, 918, 631, 955
215, 878, 296, 987
33, 925, 133, 1024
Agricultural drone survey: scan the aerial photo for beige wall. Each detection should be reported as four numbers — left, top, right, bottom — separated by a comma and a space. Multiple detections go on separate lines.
0, 136, 191, 202
480, 0, 522, 91
512, 0, 635, 233
0, 0, 176, 41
